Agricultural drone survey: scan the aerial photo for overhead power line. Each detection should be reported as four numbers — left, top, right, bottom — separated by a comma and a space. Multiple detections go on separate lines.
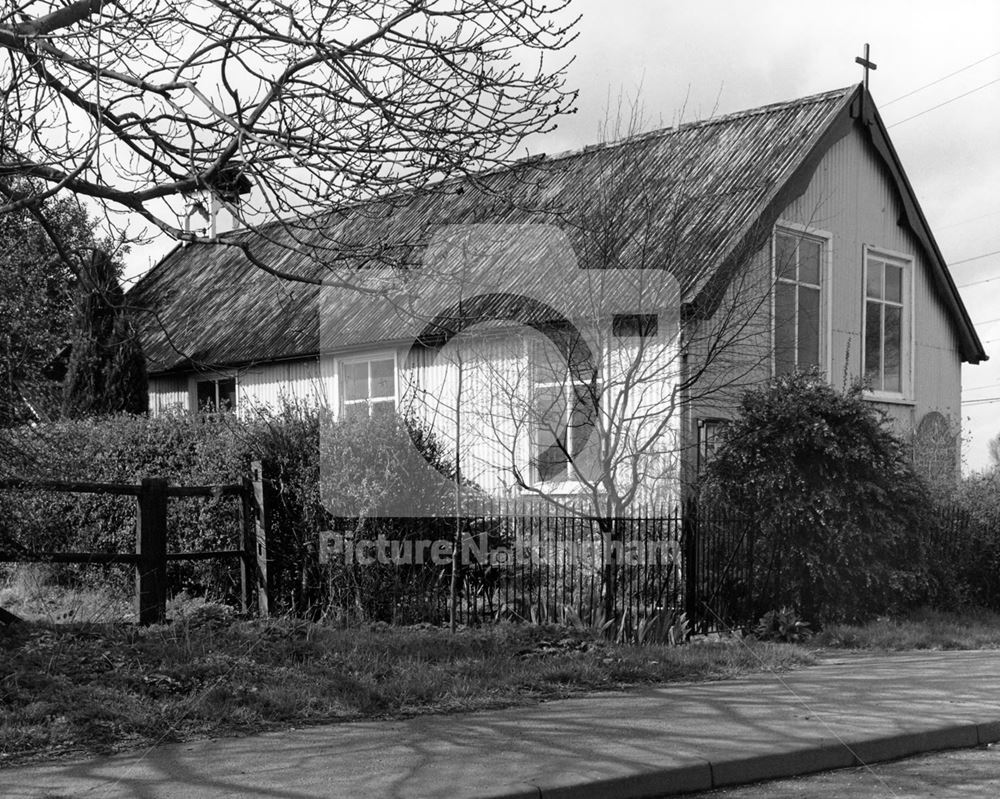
956, 271, 1000, 289
883, 49, 1000, 107
887, 76, 1000, 128
963, 396, 1000, 407
952, 249, 1000, 268
937, 209, 1000, 231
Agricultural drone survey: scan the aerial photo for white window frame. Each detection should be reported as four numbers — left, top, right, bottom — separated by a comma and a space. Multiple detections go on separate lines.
338, 351, 398, 420
528, 335, 602, 488
189, 373, 238, 413
862, 246, 915, 403
771, 222, 833, 378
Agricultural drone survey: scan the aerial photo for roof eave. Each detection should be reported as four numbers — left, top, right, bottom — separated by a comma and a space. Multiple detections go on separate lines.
859, 89, 988, 364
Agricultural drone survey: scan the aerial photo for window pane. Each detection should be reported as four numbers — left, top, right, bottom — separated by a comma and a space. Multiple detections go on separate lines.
217, 378, 237, 411
797, 286, 821, 369
370, 359, 395, 399
884, 305, 902, 393
343, 362, 369, 401
534, 384, 568, 482
774, 280, 796, 375
885, 265, 903, 304
196, 380, 216, 411
698, 420, 727, 474
612, 313, 658, 338
866, 260, 883, 299
569, 384, 598, 458
534, 384, 566, 433
865, 301, 882, 388
775, 233, 797, 280
799, 239, 821, 285
531, 339, 563, 385
536, 446, 568, 482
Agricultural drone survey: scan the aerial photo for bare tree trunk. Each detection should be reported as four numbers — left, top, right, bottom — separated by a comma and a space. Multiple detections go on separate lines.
449, 336, 464, 633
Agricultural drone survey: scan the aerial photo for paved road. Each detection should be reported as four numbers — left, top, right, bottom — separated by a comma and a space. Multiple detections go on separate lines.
678, 743, 1000, 798
3, 651, 1000, 798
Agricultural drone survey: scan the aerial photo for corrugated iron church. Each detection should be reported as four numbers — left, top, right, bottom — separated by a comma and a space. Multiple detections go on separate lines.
129, 84, 986, 503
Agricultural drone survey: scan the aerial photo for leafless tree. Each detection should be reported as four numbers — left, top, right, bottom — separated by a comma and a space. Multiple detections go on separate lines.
1, 0, 578, 283
395, 98, 818, 630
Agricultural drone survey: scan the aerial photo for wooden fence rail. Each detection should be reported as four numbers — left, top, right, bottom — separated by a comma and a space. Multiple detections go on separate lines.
0, 462, 270, 625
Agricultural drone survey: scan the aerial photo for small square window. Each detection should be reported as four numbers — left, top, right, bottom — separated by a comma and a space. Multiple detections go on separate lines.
340, 357, 396, 419
195, 378, 237, 412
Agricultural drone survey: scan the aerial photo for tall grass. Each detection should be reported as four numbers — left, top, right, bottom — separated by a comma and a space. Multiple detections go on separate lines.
0, 613, 812, 765
814, 608, 1000, 650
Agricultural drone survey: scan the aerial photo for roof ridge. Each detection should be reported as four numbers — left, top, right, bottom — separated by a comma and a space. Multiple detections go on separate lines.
531, 85, 858, 166
140, 86, 858, 255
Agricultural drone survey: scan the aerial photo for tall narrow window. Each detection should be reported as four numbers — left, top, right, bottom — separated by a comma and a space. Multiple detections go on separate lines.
341, 357, 396, 419
697, 418, 728, 475
774, 230, 823, 375
864, 253, 908, 394
531, 335, 599, 484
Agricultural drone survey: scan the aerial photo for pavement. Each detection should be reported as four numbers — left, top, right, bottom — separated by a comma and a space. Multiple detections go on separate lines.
4, 650, 1000, 799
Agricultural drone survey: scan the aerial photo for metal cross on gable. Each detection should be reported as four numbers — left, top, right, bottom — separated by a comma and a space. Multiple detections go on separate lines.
856, 43, 877, 90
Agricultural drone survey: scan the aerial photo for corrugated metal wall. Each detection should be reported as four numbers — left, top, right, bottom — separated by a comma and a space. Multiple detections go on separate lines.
148, 375, 188, 414
683, 122, 964, 485
148, 334, 682, 506
238, 359, 327, 413
402, 327, 681, 504
781, 126, 962, 426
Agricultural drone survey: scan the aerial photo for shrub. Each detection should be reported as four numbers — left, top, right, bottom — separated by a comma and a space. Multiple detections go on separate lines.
703, 370, 936, 624
949, 470, 1000, 609
754, 608, 811, 643
0, 404, 468, 617
0, 413, 246, 601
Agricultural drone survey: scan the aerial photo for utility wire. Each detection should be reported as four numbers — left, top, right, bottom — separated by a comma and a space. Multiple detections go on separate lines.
956, 272, 1000, 289
887, 76, 1000, 128
882, 49, 1000, 107
937, 209, 1000, 231
952, 249, 1000, 267
964, 383, 1000, 393
964, 396, 1000, 406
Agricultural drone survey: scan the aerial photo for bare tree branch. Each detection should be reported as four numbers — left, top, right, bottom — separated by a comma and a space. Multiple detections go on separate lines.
2, 0, 578, 281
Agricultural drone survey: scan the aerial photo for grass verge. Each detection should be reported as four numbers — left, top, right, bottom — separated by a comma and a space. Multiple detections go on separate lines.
813, 607, 1000, 651
0, 610, 811, 767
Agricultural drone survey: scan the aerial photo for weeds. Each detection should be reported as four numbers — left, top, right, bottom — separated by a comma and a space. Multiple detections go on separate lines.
0, 613, 812, 766
813, 607, 1000, 651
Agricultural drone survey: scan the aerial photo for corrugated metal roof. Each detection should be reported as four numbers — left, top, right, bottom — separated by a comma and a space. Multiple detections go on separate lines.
130, 86, 863, 374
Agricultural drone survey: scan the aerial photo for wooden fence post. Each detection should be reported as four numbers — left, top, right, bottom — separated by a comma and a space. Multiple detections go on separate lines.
136, 477, 168, 625
249, 461, 270, 616
238, 477, 253, 615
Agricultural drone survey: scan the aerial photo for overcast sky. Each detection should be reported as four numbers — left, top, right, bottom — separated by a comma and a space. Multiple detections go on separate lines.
533, 0, 1000, 474
126, 0, 1000, 472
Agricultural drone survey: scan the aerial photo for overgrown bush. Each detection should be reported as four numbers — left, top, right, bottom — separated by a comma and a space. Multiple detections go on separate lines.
949, 470, 1000, 609
703, 370, 937, 624
0, 404, 469, 618
0, 412, 246, 601
316, 411, 482, 623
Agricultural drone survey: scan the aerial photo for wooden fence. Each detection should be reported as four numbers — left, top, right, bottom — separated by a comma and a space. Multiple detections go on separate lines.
0, 462, 270, 625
